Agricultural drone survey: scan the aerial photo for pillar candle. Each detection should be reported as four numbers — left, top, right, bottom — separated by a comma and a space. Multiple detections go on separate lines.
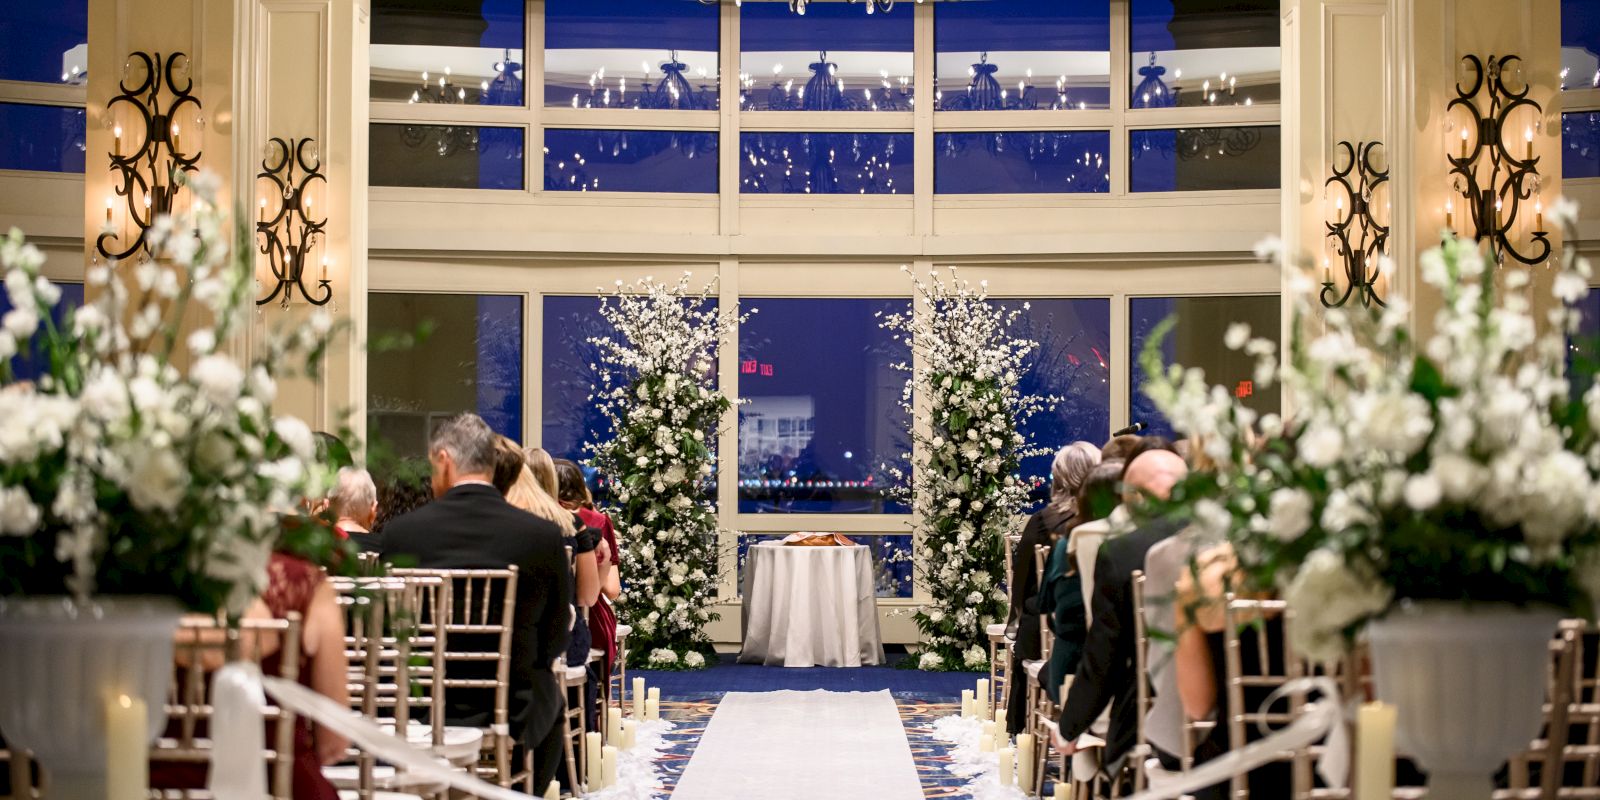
633, 677, 646, 718
979, 721, 996, 752
585, 731, 604, 789
602, 745, 619, 787
106, 693, 148, 800
1356, 702, 1397, 800
994, 710, 1008, 750
1054, 781, 1070, 799
622, 719, 639, 750
543, 780, 560, 800
608, 707, 624, 743
645, 697, 660, 722
647, 686, 661, 707
997, 746, 1015, 786
960, 689, 974, 718
976, 678, 990, 717
1016, 732, 1037, 791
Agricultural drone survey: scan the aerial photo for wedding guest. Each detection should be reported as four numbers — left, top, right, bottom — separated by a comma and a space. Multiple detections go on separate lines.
331, 467, 383, 553
379, 414, 571, 797
150, 550, 349, 799
1038, 460, 1124, 702
1101, 434, 1143, 463
552, 456, 623, 679
1004, 441, 1100, 733
1052, 448, 1189, 769
374, 459, 432, 533
1172, 542, 1289, 800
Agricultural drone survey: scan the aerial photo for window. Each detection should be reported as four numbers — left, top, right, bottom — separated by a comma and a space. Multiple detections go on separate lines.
740, 132, 911, 194
740, 2, 913, 112
0, 282, 83, 382
544, 129, 718, 193
1567, 112, 1600, 180
0, 3, 87, 85
1130, 126, 1280, 191
1563, 0, 1600, 92
1128, 0, 1279, 108
992, 299, 1112, 508
737, 532, 913, 598
935, 131, 1110, 194
370, 0, 525, 106
0, 103, 85, 173
367, 293, 524, 462
737, 298, 911, 514
1129, 295, 1280, 439
935, 0, 1110, 112
369, 124, 524, 190
1571, 288, 1600, 399
545, 0, 720, 110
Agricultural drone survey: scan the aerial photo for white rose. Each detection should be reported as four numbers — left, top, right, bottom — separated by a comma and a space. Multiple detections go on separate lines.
125, 447, 188, 512
272, 416, 315, 461
683, 651, 706, 668
1266, 489, 1312, 541
1431, 453, 1486, 503
1297, 424, 1344, 468
1283, 549, 1392, 663
1402, 473, 1442, 511
2, 307, 38, 339
192, 354, 244, 407
0, 486, 42, 535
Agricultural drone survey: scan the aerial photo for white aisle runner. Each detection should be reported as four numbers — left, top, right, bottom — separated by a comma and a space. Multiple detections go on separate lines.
670, 689, 924, 800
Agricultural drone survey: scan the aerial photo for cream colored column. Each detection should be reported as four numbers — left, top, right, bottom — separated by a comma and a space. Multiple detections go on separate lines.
246, 0, 369, 438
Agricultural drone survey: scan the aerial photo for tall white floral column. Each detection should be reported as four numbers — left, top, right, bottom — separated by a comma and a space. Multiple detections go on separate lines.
589, 274, 747, 669
881, 267, 1054, 671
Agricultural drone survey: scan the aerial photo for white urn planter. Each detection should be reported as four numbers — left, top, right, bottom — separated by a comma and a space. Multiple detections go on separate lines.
1367, 602, 1562, 800
0, 596, 184, 798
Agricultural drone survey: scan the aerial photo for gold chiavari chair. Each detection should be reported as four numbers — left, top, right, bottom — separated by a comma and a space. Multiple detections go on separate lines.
1027, 542, 1054, 796
150, 615, 302, 800
1498, 621, 1593, 800
391, 567, 523, 789
1221, 594, 1299, 800
1, 748, 38, 800
610, 623, 632, 712
992, 532, 1024, 717
1128, 570, 1160, 794
557, 658, 588, 795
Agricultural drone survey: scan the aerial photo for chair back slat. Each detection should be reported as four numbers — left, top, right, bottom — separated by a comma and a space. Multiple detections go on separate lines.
1222, 595, 1298, 800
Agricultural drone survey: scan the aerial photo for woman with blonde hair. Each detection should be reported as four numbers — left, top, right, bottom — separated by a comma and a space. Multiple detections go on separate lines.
1002, 440, 1101, 733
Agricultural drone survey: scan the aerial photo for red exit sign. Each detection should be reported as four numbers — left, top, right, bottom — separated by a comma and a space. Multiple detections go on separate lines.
741, 359, 775, 377
1235, 380, 1254, 399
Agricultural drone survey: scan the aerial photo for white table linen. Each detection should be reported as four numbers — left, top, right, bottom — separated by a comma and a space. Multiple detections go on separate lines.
739, 542, 885, 667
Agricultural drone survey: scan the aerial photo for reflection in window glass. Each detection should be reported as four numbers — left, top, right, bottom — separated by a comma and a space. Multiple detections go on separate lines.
370, 0, 524, 106
993, 299, 1112, 509
1570, 288, 1600, 399
1565, 112, 1600, 180
369, 124, 523, 189
0, 282, 82, 382
1130, 126, 1279, 192
1563, 0, 1600, 91
544, 129, 718, 193
545, 0, 719, 109
0, 2, 86, 84
367, 293, 524, 463
738, 298, 910, 514
935, 131, 1110, 194
934, 0, 1110, 111
0, 103, 85, 173
1129, 296, 1280, 439
1128, 0, 1279, 108
740, 3, 913, 111
738, 533, 913, 598
740, 132, 911, 194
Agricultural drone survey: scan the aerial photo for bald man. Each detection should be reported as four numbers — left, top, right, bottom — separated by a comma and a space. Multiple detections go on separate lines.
1052, 448, 1189, 772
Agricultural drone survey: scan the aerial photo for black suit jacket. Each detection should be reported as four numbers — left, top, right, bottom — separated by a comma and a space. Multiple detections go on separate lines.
379, 483, 572, 746
1058, 517, 1184, 766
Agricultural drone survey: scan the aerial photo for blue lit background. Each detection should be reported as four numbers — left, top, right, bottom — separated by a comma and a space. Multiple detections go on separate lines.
935, 131, 1110, 194
740, 132, 911, 194
0, 281, 84, 382
934, 0, 1111, 111
545, 129, 718, 193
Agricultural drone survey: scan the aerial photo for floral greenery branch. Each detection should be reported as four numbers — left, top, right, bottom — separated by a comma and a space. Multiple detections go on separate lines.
586, 272, 748, 670
880, 266, 1059, 671
0, 171, 356, 615
1136, 202, 1600, 662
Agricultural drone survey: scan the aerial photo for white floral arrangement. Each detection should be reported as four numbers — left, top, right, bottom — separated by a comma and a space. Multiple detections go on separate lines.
588, 273, 746, 670
880, 267, 1055, 670
1140, 202, 1600, 662
0, 173, 348, 615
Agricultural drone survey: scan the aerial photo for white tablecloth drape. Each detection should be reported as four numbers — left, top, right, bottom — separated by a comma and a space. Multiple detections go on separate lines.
739, 542, 885, 667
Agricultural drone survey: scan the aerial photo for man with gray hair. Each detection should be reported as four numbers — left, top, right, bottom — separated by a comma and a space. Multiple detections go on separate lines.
380, 413, 572, 796
331, 467, 382, 553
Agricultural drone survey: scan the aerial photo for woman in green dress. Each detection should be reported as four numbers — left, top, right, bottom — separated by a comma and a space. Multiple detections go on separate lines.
1037, 460, 1126, 701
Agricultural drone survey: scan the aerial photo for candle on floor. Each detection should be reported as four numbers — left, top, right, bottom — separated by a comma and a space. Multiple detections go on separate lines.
960, 689, 974, 718
980, 720, 996, 752
543, 780, 560, 800
1016, 732, 1036, 791
608, 707, 624, 744
1054, 781, 1069, 799
976, 678, 990, 717
1356, 702, 1397, 800
586, 731, 604, 789
105, 693, 148, 800
633, 677, 647, 718
602, 745, 619, 787
997, 746, 1015, 786
645, 697, 660, 722
648, 686, 661, 708
994, 710, 1007, 750
622, 719, 639, 750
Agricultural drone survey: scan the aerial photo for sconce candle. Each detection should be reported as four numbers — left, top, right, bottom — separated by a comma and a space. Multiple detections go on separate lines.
96, 51, 201, 262
1446, 52, 1549, 265
255, 137, 331, 308
113, 125, 122, 157
1322, 140, 1389, 309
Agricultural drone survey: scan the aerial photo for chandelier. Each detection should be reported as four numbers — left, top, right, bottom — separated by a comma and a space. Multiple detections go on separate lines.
567, 51, 718, 110
933, 52, 1083, 111
402, 49, 523, 157
697, 0, 911, 14
739, 51, 911, 111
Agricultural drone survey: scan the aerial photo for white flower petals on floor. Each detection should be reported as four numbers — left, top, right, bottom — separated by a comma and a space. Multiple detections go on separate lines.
583, 717, 677, 800
928, 715, 1029, 800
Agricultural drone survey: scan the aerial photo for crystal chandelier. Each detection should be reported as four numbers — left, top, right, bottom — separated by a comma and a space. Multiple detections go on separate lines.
401, 49, 523, 157
697, 0, 917, 15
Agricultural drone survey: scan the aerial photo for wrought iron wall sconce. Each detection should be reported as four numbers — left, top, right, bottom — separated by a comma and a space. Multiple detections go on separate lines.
96, 51, 201, 262
1322, 140, 1389, 309
255, 137, 331, 307
1446, 53, 1549, 265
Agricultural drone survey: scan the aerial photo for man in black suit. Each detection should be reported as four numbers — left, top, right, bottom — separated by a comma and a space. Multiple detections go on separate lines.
1051, 445, 1189, 774
380, 413, 572, 795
